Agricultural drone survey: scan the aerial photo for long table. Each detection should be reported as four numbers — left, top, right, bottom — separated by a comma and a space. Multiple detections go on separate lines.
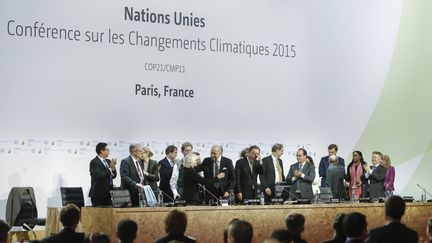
80, 203, 432, 243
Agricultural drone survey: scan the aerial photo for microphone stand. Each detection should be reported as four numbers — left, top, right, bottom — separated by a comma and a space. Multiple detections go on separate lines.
417, 184, 432, 201
199, 184, 219, 205
159, 189, 175, 205
283, 187, 298, 201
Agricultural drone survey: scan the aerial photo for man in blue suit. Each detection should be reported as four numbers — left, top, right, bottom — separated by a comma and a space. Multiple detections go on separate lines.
158, 145, 178, 202
319, 144, 345, 187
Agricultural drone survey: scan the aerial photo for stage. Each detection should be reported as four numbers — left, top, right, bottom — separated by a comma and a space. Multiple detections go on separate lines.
74, 203, 432, 243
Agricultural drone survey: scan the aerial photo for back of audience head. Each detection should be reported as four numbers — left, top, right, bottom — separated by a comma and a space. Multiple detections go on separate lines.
87, 232, 110, 243
117, 219, 137, 243
224, 218, 240, 243
271, 229, 292, 243
427, 217, 432, 243
0, 220, 10, 243
227, 220, 253, 243
165, 209, 188, 236
343, 212, 367, 240
60, 204, 81, 229
332, 213, 346, 241
385, 195, 405, 221
285, 212, 305, 237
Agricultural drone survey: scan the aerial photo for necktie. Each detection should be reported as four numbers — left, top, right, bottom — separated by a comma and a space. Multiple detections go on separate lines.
275, 159, 283, 182
299, 163, 303, 171
214, 162, 219, 178
103, 159, 109, 168
136, 161, 144, 184
249, 161, 253, 173
214, 162, 220, 189
104, 160, 113, 186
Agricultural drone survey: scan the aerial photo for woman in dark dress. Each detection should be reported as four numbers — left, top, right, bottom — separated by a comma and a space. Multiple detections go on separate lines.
181, 153, 225, 205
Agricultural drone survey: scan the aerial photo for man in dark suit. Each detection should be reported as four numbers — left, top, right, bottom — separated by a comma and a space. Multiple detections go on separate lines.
120, 143, 145, 207
326, 155, 347, 200
343, 212, 367, 243
195, 145, 236, 200
260, 143, 285, 203
319, 144, 345, 187
89, 142, 117, 206
361, 151, 387, 199
41, 204, 84, 243
286, 148, 316, 200
366, 195, 418, 243
235, 145, 263, 202
158, 145, 178, 203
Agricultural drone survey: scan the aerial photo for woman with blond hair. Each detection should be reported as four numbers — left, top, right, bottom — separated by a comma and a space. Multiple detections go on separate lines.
182, 153, 225, 205
382, 154, 395, 196
141, 146, 159, 194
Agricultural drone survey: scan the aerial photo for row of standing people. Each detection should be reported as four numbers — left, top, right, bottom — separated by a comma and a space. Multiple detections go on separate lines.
88, 142, 395, 207
321, 144, 396, 200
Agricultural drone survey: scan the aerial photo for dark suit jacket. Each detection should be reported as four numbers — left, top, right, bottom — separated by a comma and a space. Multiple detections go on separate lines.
319, 156, 345, 187
41, 228, 84, 243
89, 157, 117, 200
366, 222, 418, 243
155, 234, 196, 243
321, 236, 345, 243
120, 156, 144, 197
182, 167, 218, 205
361, 164, 387, 199
259, 155, 284, 198
158, 158, 174, 198
195, 156, 236, 196
235, 157, 263, 200
286, 162, 316, 199
326, 164, 346, 199
144, 159, 159, 191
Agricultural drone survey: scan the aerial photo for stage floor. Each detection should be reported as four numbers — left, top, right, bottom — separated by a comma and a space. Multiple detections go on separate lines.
78, 203, 431, 243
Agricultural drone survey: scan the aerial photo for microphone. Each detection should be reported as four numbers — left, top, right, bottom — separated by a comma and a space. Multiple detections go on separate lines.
199, 184, 219, 205
283, 187, 298, 201
417, 184, 432, 197
159, 189, 175, 204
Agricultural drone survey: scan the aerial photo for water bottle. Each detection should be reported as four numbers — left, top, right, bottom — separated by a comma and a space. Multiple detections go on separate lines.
158, 190, 164, 206
229, 190, 235, 206
314, 190, 320, 204
259, 192, 265, 205
139, 190, 145, 207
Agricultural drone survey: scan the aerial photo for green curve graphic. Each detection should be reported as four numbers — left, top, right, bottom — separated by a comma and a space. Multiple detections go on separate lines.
351, 0, 432, 196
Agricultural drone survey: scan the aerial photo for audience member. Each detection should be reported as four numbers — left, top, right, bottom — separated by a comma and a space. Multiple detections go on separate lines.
271, 229, 293, 243
366, 195, 418, 243
155, 209, 196, 243
426, 217, 432, 243
224, 218, 241, 243
85, 233, 110, 243
0, 220, 10, 243
117, 219, 137, 243
227, 220, 253, 243
343, 212, 367, 243
285, 212, 307, 243
41, 204, 84, 243
321, 213, 346, 243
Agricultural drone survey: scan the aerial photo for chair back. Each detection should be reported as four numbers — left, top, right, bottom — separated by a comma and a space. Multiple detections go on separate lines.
60, 187, 85, 208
